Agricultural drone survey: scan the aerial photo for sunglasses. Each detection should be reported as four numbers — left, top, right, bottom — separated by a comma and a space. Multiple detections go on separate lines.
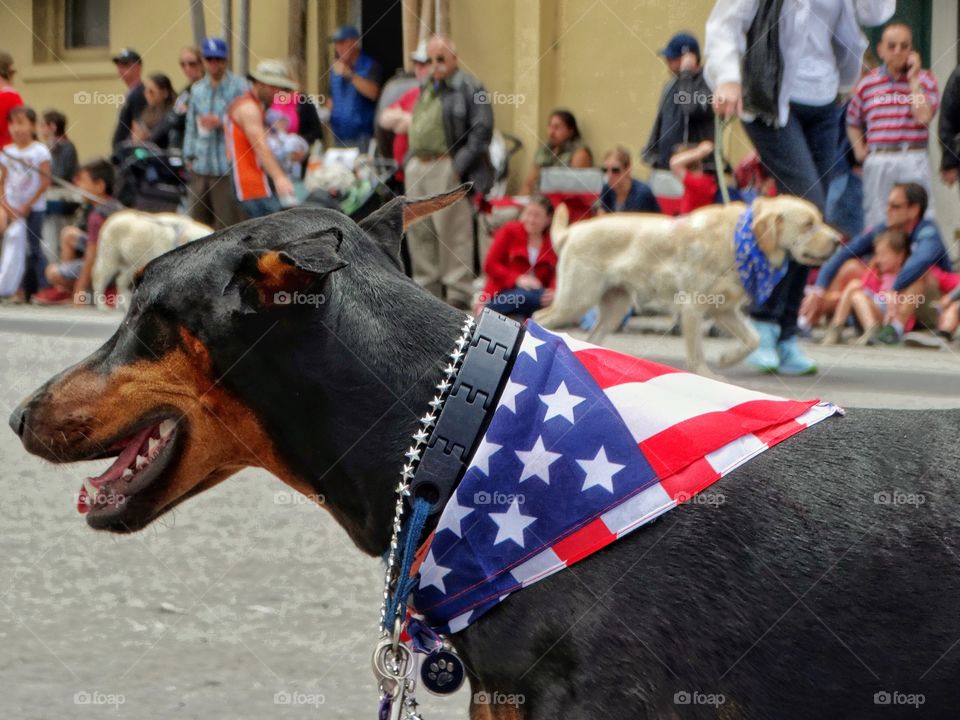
430, 56, 447, 63
180, 59, 201, 67
603, 166, 624, 173
203, 56, 226, 62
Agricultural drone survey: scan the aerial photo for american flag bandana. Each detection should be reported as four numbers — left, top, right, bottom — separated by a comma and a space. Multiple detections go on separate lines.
412, 321, 841, 634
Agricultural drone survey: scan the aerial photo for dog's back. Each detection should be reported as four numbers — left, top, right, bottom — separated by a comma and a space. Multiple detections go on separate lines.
92, 210, 213, 308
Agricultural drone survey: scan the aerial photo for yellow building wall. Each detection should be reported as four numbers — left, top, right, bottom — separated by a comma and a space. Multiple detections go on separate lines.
4, 0, 732, 185
451, 0, 728, 190
4, 0, 289, 162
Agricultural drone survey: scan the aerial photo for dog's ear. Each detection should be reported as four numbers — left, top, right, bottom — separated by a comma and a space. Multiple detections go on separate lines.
358, 184, 472, 268
226, 229, 348, 308
752, 200, 787, 267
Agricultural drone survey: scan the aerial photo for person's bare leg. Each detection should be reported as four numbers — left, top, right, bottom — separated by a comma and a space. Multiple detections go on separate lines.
938, 301, 959, 337
852, 292, 883, 345
889, 276, 926, 332
823, 280, 860, 344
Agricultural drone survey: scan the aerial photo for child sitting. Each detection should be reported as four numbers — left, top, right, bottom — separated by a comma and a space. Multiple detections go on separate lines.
35, 159, 115, 305
266, 110, 309, 180
477, 195, 557, 319
0, 106, 52, 301
822, 229, 908, 345
669, 140, 718, 214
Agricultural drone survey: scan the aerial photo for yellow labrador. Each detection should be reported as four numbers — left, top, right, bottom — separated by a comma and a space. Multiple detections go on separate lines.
533, 197, 840, 377
92, 210, 213, 310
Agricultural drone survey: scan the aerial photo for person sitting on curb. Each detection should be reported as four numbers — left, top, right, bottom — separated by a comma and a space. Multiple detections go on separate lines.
476, 195, 556, 319
596, 146, 660, 214
822, 229, 907, 345
520, 110, 593, 195
804, 183, 951, 345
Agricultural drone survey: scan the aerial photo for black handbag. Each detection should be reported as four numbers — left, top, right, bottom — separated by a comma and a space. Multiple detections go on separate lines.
741, 0, 786, 126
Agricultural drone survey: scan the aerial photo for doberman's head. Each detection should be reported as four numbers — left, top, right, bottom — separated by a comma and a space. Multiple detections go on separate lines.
10, 188, 469, 554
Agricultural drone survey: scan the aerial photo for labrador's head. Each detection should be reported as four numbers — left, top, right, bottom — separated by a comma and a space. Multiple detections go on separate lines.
752, 196, 841, 267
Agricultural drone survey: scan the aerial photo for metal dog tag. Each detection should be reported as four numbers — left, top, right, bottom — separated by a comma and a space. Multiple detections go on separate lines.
420, 647, 465, 695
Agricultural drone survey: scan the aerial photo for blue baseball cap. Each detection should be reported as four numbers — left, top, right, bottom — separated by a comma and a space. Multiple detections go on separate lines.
201, 37, 228, 59
660, 32, 700, 60
329, 25, 360, 43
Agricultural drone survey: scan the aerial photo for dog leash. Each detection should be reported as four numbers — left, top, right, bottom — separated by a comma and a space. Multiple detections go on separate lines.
713, 113, 734, 206
0, 147, 126, 213
372, 309, 523, 720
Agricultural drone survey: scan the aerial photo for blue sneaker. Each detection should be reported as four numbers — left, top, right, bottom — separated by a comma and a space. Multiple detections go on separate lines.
745, 320, 781, 373
777, 336, 817, 375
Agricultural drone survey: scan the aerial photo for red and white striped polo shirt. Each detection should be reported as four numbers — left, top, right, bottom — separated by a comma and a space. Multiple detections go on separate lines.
847, 66, 939, 149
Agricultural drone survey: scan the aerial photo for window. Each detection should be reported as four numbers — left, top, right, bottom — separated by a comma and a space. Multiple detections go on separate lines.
64, 0, 109, 49
33, 0, 110, 62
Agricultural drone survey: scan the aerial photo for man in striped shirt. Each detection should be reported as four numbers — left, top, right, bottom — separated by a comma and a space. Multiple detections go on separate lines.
847, 23, 939, 229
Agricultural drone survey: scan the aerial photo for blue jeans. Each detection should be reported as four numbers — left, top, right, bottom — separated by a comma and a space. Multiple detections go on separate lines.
825, 171, 864, 240
744, 101, 838, 341
486, 287, 544, 318
21, 210, 48, 298
241, 196, 283, 218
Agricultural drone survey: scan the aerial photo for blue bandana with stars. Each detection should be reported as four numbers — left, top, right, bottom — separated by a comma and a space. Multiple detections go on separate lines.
734, 204, 788, 305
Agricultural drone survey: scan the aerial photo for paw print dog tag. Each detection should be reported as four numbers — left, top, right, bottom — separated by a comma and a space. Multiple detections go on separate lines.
420, 648, 465, 695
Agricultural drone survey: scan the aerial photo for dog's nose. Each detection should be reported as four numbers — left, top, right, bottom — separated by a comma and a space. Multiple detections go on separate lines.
9, 404, 26, 438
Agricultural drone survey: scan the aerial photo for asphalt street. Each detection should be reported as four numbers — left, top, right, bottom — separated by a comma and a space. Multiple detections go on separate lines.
0, 305, 957, 719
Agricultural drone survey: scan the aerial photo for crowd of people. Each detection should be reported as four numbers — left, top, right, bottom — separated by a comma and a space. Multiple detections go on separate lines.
0, 27, 381, 305
2, 5, 960, 369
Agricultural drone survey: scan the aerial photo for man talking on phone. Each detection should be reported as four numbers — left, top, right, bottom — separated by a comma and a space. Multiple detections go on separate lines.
846, 22, 940, 228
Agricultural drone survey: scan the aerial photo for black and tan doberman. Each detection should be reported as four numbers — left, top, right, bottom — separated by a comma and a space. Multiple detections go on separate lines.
10, 188, 960, 719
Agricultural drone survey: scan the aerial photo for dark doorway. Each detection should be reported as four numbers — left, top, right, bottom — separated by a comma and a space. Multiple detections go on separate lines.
361, 0, 404, 83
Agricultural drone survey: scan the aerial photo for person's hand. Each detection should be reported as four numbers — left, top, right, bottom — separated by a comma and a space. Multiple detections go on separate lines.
198, 113, 221, 130
906, 51, 922, 81
799, 289, 823, 321
16, 204, 31, 219
516, 274, 542, 290
853, 141, 868, 165
274, 175, 295, 200
679, 52, 698, 73
697, 140, 715, 154
332, 59, 352, 78
540, 288, 555, 307
941, 168, 959, 187
713, 82, 742, 119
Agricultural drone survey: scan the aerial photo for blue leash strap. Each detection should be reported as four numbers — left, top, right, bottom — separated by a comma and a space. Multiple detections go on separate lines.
383, 496, 432, 634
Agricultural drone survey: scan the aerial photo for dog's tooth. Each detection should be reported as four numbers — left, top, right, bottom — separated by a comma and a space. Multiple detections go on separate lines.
159, 420, 176, 437
148, 438, 159, 455
122, 468, 134, 480
136, 454, 148, 469
84, 478, 99, 500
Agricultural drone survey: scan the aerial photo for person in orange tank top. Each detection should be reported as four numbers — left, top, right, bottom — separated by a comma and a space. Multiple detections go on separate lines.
225, 59, 296, 218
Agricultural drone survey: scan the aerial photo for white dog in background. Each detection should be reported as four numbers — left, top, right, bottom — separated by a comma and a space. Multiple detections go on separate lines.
92, 210, 212, 310
533, 197, 840, 377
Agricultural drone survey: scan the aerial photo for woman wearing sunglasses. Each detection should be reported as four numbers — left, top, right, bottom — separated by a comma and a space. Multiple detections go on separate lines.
596, 146, 661, 215
168, 47, 205, 153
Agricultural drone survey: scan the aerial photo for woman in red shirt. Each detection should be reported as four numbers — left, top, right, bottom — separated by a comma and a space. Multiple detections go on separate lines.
479, 195, 557, 318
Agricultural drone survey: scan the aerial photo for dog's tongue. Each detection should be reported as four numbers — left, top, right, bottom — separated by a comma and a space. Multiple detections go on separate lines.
77, 425, 154, 514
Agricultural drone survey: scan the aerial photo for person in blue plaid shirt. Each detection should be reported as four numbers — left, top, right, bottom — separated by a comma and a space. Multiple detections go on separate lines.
182, 37, 248, 229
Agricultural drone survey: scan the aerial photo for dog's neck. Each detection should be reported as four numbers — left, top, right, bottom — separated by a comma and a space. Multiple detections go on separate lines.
251, 275, 466, 556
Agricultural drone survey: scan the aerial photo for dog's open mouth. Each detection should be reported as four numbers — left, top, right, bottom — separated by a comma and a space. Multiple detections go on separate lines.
78, 419, 180, 518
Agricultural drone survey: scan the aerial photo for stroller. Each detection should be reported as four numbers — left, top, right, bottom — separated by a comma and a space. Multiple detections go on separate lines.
113, 142, 190, 212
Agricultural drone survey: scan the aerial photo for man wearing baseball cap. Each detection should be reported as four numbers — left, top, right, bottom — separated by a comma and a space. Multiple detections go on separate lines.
182, 37, 249, 228
326, 25, 382, 148
641, 32, 715, 180
224, 59, 296, 217
110, 47, 147, 152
